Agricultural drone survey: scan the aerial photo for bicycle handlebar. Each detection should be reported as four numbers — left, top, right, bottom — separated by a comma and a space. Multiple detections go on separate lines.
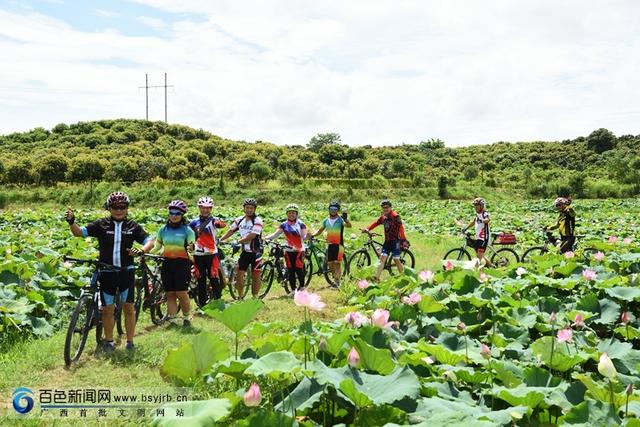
62, 256, 119, 270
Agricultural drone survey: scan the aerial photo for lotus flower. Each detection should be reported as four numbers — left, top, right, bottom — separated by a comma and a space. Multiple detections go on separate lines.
626, 384, 634, 395
422, 356, 435, 365
480, 344, 491, 359
243, 383, 262, 407
621, 311, 630, 324
564, 251, 575, 259
371, 309, 394, 329
479, 272, 489, 282
419, 270, 435, 283
624, 238, 633, 245
401, 292, 422, 305
593, 251, 605, 262
319, 337, 328, 352
609, 236, 618, 243
294, 289, 325, 311
516, 267, 527, 277
457, 322, 466, 331
344, 311, 369, 328
572, 314, 585, 328
557, 328, 573, 343
549, 311, 557, 323
357, 279, 370, 290
347, 347, 360, 367
444, 260, 454, 271
598, 353, 618, 380
582, 269, 597, 281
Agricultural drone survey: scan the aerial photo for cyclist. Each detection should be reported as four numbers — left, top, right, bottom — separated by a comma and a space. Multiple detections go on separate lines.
361, 199, 407, 282
220, 198, 264, 298
546, 197, 575, 253
462, 197, 492, 267
65, 192, 154, 353
264, 204, 307, 292
308, 200, 351, 288
189, 196, 226, 305
154, 200, 196, 327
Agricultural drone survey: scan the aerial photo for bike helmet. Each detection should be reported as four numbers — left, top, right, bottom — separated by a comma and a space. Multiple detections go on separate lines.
243, 198, 257, 207
106, 191, 130, 208
380, 199, 392, 207
285, 203, 299, 213
168, 200, 188, 213
554, 197, 568, 207
472, 197, 485, 206
328, 200, 340, 210
197, 196, 214, 207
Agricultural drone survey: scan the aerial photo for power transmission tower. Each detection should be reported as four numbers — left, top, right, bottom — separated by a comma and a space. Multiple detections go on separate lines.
138, 73, 174, 123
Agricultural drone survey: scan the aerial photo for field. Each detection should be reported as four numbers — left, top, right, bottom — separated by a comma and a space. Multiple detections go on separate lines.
1, 199, 640, 426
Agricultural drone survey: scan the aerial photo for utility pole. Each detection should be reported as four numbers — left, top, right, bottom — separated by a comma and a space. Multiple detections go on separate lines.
138, 73, 173, 123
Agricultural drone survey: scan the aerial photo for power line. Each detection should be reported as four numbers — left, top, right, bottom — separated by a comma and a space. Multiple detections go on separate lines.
138, 73, 174, 123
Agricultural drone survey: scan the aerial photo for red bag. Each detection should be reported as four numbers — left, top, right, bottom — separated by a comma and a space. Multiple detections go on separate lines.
495, 232, 517, 245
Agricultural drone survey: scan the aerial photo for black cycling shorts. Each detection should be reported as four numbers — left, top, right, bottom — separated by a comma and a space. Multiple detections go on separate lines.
469, 238, 489, 251
99, 269, 135, 306
560, 236, 575, 253
161, 258, 192, 292
238, 251, 262, 273
327, 244, 344, 262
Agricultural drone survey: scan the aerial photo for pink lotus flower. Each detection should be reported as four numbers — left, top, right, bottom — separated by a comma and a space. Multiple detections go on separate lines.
419, 270, 435, 282
572, 314, 585, 328
347, 347, 360, 367
371, 309, 394, 329
294, 289, 325, 311
549, 312, 557, 323
243, 383, 262, 407
593, 251, 605, 262
626, 384, 634, 395
401, 292, 422, 305
344, 311, 369, 328
609, 236, 618, 243
480, 344, 491, 359
357, 279, 370, 290
557, 328, 573, 343
582, 269, 597, 281
319, 337, 328, 352
444, 260, 454, 271
564, 251, 575, 259
624, 238, 633, 245
621, 311, 630, 324
479, 272, 489, 283
457, 322, 466, 331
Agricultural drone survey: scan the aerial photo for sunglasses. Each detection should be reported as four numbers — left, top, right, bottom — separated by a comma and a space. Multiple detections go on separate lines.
169, 210, 184, 216
111, 205, 128, 211
329, 208, 339, 212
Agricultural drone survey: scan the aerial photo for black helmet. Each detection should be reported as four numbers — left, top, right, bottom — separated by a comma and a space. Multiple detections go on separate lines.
243, 198, 258, 207
380, 199, 392, 207
328, 200, 340, 210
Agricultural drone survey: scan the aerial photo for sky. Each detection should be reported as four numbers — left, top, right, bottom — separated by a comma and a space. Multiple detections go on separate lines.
1, 0, 639, 147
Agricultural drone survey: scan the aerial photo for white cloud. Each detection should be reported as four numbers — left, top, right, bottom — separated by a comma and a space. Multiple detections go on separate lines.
1, 1, 640, 146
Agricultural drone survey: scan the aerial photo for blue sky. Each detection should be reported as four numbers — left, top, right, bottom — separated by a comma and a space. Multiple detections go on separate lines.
1, 0, 639, 146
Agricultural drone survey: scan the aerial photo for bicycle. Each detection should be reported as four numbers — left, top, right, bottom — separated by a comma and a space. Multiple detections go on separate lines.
521, 230, 599, 262
63, 256, 123, 366
218, 242, 261, 300
443, 231, 519, 267
188, 254, 226, 308
304, 236, 345, 287
261, 241, 297, 296
135, 253, 169, 325
347, 231, 415, 276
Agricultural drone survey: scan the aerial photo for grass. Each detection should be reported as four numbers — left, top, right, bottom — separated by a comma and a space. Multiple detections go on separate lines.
0, 224, 457, 426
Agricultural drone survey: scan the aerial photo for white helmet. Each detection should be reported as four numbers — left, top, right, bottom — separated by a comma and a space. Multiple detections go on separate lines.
197, 196, 214, 207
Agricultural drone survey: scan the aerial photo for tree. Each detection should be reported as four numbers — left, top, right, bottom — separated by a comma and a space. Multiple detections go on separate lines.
105, 157, 138, 182
437, 176, 448, 199
586, 128, 616, 154
67, 156, 105, 182
463, 165, 478, 181
419, 138, 445, 151
318, 143, 347, 164
307, 132, 341, 151
6, 159, 34, 185
249, 162, 272, 182
38, 154, 69, 185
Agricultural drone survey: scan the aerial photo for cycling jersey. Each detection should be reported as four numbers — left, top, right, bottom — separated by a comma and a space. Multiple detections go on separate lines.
155, 223, 195, 260
277, 219, 307, 251
474, 211, 490, 241
81, 218, 151, 268
189, 216, 226, 255
367, 210, 406, 243
229, 215, 264, 253
322, 216, 346, 245
549, 206, 576, 237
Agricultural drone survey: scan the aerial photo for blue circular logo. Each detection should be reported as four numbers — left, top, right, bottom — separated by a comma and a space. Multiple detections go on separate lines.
12, 387, 34, 414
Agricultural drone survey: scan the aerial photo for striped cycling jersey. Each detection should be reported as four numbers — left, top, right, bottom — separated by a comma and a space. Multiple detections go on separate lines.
81, 217, 151, 268
189, 216, 226, 255
474, 211, 490, 241
322, 216, 345, 245
279, 219, 307, 251
229, 215, 264, 252
155, 223, 195, 260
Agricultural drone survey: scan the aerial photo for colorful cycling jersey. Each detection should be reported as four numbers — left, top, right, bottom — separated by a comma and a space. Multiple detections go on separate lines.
367, 210, 406, 242
322, 216, 346, 245
550, 206, 575, 237
474, 211, 490, 240
155, 223, 195, 260
189, 216, 226, 255
229, 215, 264, 252
279, 219, 307, 251
81, 218, 151, 268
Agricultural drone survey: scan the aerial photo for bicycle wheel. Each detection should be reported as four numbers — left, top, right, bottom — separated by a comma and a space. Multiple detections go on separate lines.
150, 277, 168, 325
443, 248, 472, 261
228, 268, 253, 300
347, 249, 372, 273
324, 257, 347, 287
388, 249, 416, 275
521, 247, 547, 263
258, 261, 276, 298
115, 303, 124, 336
64, 295, 93, 366
491, 248, 519, 267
